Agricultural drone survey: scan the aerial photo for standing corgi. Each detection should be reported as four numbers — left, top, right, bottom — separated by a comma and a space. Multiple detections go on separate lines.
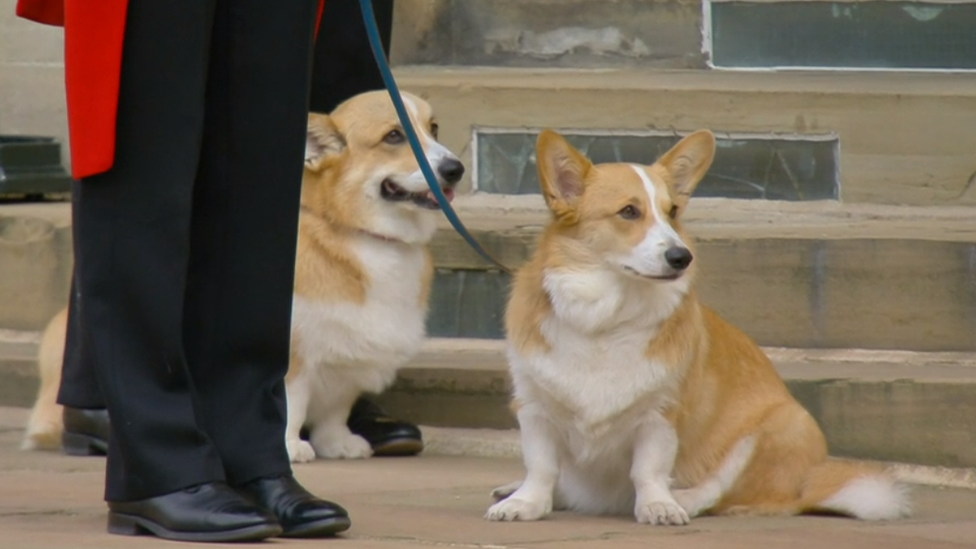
486, 129, 910, 523
287, 91, 463, 462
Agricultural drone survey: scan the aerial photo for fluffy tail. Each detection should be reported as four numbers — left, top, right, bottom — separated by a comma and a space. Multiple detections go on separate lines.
20, 308, 67, 451
800, 459, 911, 520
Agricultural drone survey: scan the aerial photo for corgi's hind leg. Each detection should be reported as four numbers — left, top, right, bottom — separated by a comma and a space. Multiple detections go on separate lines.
711, 403, 827, 517
672, 435, 756, 518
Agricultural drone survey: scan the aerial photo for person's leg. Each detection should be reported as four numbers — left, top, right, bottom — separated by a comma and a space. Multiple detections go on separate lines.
308, 0, 393, 113
58, 274, 103, 409
180, 0, 350, 538
58, 272, 111, 455
181, 0, 315, 485
72, 0, 228, 503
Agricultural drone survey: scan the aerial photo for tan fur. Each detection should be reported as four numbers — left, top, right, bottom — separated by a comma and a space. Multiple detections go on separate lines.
490, 129, 909, 523
21, 307, 67, 451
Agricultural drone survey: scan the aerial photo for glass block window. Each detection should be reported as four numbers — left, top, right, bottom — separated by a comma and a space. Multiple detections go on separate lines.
475, 129, 839, 201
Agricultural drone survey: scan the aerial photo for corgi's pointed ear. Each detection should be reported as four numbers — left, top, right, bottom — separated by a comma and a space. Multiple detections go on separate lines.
305, 113, 346, 172
536, 129, 590, 215
657, 130, 715, 210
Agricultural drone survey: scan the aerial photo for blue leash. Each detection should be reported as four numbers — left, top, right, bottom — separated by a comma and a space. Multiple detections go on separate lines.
356, 0, 511, 274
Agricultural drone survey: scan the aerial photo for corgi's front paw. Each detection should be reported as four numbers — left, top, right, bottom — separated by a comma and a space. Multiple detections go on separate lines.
635, 499, 690, 526
287, 438, 317, 463
486, 497, 551, 521
311, 433, 373, 460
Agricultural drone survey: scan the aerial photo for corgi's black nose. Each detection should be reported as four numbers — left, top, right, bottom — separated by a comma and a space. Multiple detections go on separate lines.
665, 246, 693, 270
437, 158, 465, 185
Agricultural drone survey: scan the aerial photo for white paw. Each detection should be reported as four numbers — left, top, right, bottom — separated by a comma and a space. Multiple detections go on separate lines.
490, 481, 522, 502
485, 497, 551, 522
311, 433, 373, 460
287, 439, 317, 463
635, 500, 690, 526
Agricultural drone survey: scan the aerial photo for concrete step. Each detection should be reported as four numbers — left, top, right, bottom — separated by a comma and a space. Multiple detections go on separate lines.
394, 66, 976, 207
5, 333, 976, 469
379, 339, 976, 469
425, 195, 976, 351
2, 198, 975, 350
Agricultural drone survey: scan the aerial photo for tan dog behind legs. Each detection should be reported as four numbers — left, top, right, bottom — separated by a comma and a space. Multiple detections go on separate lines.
23, 91, 463, 466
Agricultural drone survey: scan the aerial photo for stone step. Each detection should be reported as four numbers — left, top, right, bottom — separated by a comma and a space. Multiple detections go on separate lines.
2, 199, 975, 350
378, 339, 976, 469
424, 195, 976, 351
394, 66, 976, 207
5, 335, 976, 469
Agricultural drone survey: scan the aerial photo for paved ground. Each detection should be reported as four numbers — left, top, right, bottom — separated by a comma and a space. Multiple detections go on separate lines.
2, 407, 976, 549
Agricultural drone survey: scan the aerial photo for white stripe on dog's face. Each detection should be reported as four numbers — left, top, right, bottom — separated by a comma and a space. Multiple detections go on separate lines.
400, 95, 456, 190
619, 165, 687, 279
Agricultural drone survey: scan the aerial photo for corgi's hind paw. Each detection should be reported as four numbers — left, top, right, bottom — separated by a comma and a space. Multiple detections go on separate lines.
490, 481, 522, 502
635, 500, 690, 526
486, 496, 551, 521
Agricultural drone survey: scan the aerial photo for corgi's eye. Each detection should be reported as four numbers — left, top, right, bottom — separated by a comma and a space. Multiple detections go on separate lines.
430, 123, 439, 140
618, 205, 640, 220
383, 129, 405, 145
668, 205, 678, 219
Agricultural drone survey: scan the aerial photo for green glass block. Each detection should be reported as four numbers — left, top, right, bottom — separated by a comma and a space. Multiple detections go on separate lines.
476, 131, 839, 201
426, 269, 510, 339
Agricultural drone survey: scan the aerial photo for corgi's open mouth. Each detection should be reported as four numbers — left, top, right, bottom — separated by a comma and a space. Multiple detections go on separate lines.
623, 266, 683, 281
381, 179, 455, 210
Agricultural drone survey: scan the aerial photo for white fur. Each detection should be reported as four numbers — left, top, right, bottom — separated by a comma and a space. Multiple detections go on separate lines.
818, 476, 912, 521
398, 95, 454, 194
286, 234, 430, 462
487, 260, 692, 522
614, 166, 688, 279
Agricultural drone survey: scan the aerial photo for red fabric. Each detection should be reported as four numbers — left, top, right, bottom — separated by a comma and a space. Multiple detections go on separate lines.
16, 0, 327, 179
15, 0, 64, 26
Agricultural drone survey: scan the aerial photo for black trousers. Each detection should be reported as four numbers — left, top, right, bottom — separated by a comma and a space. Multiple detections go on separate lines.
60, 0, 396, 410
65, 0, 317, 502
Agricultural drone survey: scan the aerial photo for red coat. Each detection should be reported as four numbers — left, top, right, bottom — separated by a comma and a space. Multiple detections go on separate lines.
16, 0, 326, 179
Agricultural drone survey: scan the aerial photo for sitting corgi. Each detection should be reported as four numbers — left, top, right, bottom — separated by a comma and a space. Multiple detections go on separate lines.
287, 91, 463, 461
21, 91, 462, 464
486, 129, 910, 523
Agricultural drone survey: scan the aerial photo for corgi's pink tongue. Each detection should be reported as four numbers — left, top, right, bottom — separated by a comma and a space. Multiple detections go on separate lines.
426, 187, 455, 205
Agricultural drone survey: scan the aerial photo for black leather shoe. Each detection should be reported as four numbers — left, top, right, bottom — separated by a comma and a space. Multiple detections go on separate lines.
346, 398, 424, 457
62, 407, 110, 456
107, 482, 282, 542
236, 474, 350, 538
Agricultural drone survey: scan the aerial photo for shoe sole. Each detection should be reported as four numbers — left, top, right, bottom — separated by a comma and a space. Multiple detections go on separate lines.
63, 432, 108, 456
372, 438, 424, 457
108, 511, 282, 542
280, 516, 352, 538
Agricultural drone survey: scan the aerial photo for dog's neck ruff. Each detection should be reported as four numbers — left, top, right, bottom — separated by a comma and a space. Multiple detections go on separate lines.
299, 205, 407, 245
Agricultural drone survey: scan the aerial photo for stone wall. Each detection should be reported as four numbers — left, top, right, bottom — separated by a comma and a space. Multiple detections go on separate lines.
0, 0, 70, 168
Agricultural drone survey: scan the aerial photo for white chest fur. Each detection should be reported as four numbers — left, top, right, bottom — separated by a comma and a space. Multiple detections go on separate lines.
510, 267, 688, 436
291, 235, 429, 393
